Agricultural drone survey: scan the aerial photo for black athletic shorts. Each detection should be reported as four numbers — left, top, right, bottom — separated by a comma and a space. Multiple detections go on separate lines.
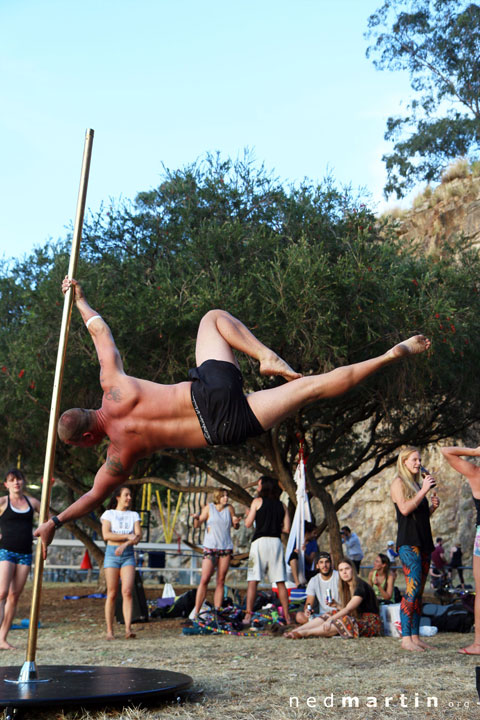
188, 360, 264, 446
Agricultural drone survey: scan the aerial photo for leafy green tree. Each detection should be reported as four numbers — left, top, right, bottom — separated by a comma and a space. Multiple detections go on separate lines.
2, 154, 480, 559
366, 0, 480, 197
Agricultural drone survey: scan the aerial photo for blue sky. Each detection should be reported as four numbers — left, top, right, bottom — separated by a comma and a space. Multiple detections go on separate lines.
0, 0, 414, 262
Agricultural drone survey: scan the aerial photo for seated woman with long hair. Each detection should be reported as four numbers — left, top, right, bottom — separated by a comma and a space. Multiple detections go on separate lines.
285, 558, 380, 638
368, 553, 396, 604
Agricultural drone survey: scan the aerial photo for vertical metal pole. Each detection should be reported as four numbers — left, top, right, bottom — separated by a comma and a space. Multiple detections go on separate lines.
18, 129, 94, 682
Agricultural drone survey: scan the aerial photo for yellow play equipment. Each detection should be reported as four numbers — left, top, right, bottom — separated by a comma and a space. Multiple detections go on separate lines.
140, 482, 183, 544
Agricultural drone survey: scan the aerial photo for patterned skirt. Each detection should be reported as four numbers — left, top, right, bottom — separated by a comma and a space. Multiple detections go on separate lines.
321, 612, 381, 638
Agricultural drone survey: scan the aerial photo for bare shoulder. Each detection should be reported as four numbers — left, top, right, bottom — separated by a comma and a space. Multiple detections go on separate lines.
101, 373, 141, 412
0, 496, 8, 513
390, 476, 403, 500
26, 494, 41, 512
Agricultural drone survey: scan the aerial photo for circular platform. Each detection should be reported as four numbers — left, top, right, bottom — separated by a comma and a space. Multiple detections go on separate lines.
0, 665, 192, 711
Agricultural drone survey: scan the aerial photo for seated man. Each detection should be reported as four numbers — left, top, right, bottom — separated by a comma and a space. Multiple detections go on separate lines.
295, 552, 340, 624
35, 276, 431, 556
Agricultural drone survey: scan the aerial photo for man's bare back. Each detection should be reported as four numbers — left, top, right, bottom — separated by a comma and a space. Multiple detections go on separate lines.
34, 276, 431, 557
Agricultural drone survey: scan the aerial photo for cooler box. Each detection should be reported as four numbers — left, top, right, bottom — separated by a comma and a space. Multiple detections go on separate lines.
272, 582, 307, 601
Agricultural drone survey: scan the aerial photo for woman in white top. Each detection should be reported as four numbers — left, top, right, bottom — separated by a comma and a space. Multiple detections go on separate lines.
0, 469, 41, 649
191, 488, 239, 619
101, 485, 141, 639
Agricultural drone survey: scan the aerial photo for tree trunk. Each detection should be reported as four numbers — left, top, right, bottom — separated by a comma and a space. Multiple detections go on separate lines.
306, 470, 343, 566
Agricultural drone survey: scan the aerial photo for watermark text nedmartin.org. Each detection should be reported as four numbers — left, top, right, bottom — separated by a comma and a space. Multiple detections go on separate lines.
289, 693, 474, 710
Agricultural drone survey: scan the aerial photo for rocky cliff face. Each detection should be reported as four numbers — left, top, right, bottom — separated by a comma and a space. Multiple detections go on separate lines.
387, 172, 480, 253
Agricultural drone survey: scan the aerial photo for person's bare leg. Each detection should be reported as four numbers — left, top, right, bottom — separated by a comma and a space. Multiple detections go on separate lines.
289, 557, 300, 586
194, 557, 215, 616
295, 610, 309, 625
459, 555, 480, 654
195, 310, 301, 381
120, 565, 136, 638
244, 580, 258, 622
0, 564, 30, 650
276, 582, 291, 624
214, 555, 231, 609
0, 562, 15, 634
104, 567, 119, 640
247, 335, 431, 431
285, 617, 337, 638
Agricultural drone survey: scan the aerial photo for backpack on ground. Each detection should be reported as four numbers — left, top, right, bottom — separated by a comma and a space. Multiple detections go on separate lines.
422, 602, 474, 633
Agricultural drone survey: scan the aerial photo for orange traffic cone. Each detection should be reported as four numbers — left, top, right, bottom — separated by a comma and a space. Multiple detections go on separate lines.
80, 550, 93, 570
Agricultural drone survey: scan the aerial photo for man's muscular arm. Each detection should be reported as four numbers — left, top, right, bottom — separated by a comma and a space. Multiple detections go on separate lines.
34, 458, 130, 559
62, 276, 124, 383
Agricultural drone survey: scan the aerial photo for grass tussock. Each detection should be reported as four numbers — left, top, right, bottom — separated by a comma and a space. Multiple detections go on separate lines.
441, 157, 470, 184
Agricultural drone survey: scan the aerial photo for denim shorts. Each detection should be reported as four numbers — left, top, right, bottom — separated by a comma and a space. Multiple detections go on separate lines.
103, 544, 135, 569
0, 548, 32, 566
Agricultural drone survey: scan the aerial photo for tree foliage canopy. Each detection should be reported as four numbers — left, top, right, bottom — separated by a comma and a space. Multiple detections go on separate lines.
2, 154, 480, 544
366, 0, 480, 197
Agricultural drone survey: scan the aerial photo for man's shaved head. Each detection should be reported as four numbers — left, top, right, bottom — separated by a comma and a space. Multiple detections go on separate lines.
58, 408, 95, 443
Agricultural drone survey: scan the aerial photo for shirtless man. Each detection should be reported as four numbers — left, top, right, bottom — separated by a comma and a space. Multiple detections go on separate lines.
35, 276, 431, 557
440, 446, 480, 655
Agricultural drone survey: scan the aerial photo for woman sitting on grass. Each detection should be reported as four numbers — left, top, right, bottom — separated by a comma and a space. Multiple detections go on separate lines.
368, 553, 396, 604
284, 558, 380, 638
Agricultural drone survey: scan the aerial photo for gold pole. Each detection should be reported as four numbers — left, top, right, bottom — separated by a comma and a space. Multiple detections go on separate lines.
19, 129, 94, 682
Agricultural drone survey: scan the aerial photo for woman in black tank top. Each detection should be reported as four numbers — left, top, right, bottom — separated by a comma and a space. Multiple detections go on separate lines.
441, 445, 480, 655
0, 469, 40, 649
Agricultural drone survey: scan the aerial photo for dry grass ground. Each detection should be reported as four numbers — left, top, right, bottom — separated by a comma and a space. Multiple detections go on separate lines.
0, 583, 478, 720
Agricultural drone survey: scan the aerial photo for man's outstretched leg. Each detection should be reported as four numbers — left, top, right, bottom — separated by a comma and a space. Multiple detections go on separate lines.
195, 310, 302, 381
247, 335, 430, 431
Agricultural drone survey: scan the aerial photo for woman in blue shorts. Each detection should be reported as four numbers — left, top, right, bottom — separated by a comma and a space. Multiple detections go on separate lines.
0, 469, 41, 649
101, 485, 141, 639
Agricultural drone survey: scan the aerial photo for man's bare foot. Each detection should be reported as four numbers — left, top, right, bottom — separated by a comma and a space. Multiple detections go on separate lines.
0, 640, 15, 650
401, 637, 424, 652
259, 351, 302, 381
386, 335, 431, 361
458, 643, 480, 655
106, 632, 114, 641
125, 631, 136, 639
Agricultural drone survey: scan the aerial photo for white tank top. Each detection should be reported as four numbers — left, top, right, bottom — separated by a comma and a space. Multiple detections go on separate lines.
203, 503, 233, 550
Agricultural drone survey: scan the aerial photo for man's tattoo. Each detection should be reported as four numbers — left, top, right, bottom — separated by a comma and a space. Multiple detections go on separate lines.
105, 387, 121, 403
106, 456, 125, 477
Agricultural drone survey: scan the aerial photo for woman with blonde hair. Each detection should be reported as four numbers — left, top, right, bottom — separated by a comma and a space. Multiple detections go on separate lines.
391, 446, 439, 652
191, 488, 240, 620
285, 558, 380, 638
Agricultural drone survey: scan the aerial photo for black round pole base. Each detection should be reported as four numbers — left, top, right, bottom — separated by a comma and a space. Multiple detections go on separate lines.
0, 665, 192, 713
